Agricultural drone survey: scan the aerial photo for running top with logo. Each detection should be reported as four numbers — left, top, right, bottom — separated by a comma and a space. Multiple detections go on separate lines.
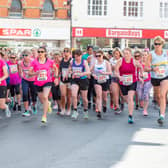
32, 58, 53, 86
94, 60, 108, 84
0, 59, 7, 86
7, 61, 21, 85
20, 59, 35, 81
119, 58, 137, 86
151, 50, 168, 79
72, 59, 87, 79
60, 58, 71, 83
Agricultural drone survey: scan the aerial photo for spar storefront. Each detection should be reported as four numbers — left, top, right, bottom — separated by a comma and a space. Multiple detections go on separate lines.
72, 27, 168, 50
0, 19, 70, 52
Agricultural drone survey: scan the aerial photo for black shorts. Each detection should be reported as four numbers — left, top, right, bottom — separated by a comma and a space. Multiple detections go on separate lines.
71, 78, 89, 91
36, 82, 52, 93
10, 84, 20, 97
51, 83, 61, 100
111, 77, 119, 83
94, 80, 109, 91
120, 82, 137, 96
0, 86, 7, 99
151, 76, 168, 87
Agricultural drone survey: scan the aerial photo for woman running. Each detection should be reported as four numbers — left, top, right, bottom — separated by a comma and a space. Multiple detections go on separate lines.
69, 49, 90, 120
145, 36, 168, 125
137, 50, 152, 116
115, 48, 143, 124
51, 52, 61, 114
18, 50, 37, 117
0, 52, 11, 117
90, 50, 111, 119
59, 48, 72, 116
110, 47, 123, 114
7, 53, 22, 112
29, 47, 56, 123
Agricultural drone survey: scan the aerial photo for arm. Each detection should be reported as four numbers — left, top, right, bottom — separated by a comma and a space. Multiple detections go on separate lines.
81, 60, 91, 76
0, 65, 8, 82
101, 61, 112, 75
144, 53, 152, 72
114, 59, 122, 80
53, 64, 59, 86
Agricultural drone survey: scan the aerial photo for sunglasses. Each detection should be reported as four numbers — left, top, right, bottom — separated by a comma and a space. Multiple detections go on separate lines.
22, 54, 28, 57
134, 55, 140, 57
10, 57, 16, 59
64, 50, 69, 53
96, 54, 101, 57
38, 51, 45, 53
154, 43, 161, 46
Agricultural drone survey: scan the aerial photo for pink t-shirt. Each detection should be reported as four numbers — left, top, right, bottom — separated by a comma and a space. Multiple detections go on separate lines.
32, 58, 53, 86
7, 61, 21, 85
20, 59, 35, 82
0, 59, 7, 86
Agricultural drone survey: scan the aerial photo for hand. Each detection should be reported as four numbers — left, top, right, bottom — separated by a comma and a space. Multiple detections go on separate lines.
92, 74, 97, 80
139, 78, 144, 84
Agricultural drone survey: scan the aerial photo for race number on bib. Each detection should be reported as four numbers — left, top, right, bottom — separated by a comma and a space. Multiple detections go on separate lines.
122, 74, 133, 86
156, 66, 166, 78
62, 68, 69, 78
37, 70, 47, 81
73, 67, 82, 78
142, 72, 148, 80
97, 75, 107, 83
10, 65, 18, 74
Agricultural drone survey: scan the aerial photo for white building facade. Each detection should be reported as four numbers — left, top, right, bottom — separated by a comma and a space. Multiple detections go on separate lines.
72, 0, 168, 49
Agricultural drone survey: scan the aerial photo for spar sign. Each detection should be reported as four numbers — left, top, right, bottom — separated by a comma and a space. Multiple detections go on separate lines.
0, 28, 32, 37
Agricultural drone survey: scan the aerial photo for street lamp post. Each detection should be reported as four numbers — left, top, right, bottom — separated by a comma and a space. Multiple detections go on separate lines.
70, 0, 73, 49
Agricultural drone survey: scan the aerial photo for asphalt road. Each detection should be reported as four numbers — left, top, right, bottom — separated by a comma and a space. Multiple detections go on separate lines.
0, 101, 168, 168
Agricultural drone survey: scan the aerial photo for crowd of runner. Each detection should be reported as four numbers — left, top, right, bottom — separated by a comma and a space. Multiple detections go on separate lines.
0, 35, 168, 125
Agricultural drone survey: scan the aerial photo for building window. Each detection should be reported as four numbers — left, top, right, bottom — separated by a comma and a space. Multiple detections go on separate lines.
41, 0, 54, 19
88, 0, 107, 16
160, 1, 168, 18
9, 0, 22, 18
123, 1, 143, 17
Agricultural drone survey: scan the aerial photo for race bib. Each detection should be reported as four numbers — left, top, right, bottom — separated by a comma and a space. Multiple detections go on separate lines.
10, 65, 18, 74
97, 75, 107, 83
37, 70, 47, 81
156, 66, 166, 78
142, 72, 148, 80
62, 68, 69, 78
23, 69, 30, 78
122, 74, 133, 86
73, 67, 82, 78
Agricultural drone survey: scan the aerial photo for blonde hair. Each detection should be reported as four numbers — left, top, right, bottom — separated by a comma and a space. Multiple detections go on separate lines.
154, 36, 165, 45
123, 48, 132, 54
113, 47, 123, 57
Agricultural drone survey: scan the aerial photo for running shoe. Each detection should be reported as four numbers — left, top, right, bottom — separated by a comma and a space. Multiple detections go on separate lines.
41, 116, 47, 123
13, 103, 17, 111
53, 104, 58, 110
114, 108, 122, 115
9, 98, 14, 109
65, 110, 71, 116
5, 105, 11, 118
128, 116, 134, 124
48, 101, 52, 114
135, 105, 139, 110
88, 102, 91, 109
143, 110, 148, 116
110, 102, 113, 109
57, 108, 61, 115
71, 110, 79, 120
22, 111, 31, 117
157, 115, 164, 125
84, 110, 89, 119
103, 106, 107, 113
32, 107, 37, 115
60, 109, 65, 116
97, 112, 102, 120
120, 103, 124, 111
18, 105, 21, 112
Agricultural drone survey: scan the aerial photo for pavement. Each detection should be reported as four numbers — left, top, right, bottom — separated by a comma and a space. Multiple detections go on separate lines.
0, 100, 168, 168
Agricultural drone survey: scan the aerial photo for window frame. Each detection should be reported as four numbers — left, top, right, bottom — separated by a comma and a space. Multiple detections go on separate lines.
123, 0, 144, 18
160, 0, 168, 19
88, 0, 108, 17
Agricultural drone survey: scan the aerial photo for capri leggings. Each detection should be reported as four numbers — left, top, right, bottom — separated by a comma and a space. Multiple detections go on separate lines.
136, 80, 152, 101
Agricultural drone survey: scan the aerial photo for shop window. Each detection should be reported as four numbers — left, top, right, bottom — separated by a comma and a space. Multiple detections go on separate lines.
123, 0, 143, 18
41, 0, 54, 19
160, 1, 168, 18
9, 0, 22, 18
88, 0, 108, 16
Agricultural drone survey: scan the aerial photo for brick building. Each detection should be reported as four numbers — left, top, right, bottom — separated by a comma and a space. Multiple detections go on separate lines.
0, 0, 70, 51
